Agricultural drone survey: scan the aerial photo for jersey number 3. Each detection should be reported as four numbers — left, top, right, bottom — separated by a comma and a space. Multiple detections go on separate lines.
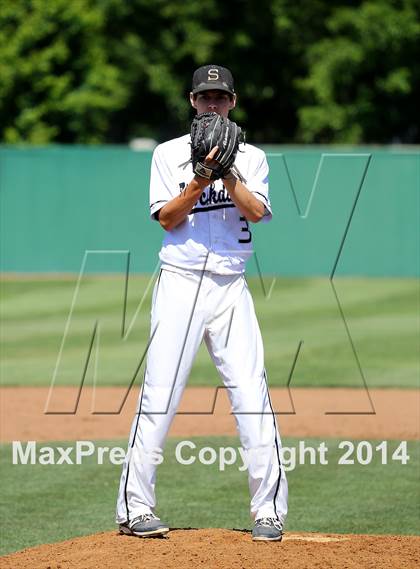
238, 216, 252, 243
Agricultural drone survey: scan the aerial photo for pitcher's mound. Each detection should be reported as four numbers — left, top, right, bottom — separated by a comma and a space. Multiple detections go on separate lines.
1, 528, 419, 568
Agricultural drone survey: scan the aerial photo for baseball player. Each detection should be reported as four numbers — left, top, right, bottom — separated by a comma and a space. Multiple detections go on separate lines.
116, 64, 288, 541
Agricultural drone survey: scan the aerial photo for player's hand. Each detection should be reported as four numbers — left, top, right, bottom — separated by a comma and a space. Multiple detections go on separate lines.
193, 146, 219, 186
204, 146, 219, 165
190, 113, 244, 180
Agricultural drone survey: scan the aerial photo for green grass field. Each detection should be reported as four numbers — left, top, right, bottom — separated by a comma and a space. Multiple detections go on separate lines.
1, 436, 419, 556
1, 276, 418, 388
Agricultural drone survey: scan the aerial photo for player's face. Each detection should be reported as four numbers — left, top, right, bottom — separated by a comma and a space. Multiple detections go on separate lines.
190, 90, 236, 118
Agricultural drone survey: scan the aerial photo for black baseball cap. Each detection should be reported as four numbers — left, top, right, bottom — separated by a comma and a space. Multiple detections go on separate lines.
191, 65, 235, 96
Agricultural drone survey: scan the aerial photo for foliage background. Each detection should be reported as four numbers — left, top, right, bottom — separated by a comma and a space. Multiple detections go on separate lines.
0, 0, 419, 144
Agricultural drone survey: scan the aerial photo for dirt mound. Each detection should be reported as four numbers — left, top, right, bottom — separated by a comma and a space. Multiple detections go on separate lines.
1, 529, 419, 569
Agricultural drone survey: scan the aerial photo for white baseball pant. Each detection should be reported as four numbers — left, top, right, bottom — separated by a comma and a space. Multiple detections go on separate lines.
116, 267, 288, 524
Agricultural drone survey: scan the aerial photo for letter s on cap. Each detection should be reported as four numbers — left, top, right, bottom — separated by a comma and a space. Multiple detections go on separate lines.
208, 69, 219, 81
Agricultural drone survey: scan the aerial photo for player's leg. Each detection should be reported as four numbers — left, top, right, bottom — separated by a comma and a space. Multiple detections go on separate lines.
116, 268, 207, 526
204, 274, 288, 526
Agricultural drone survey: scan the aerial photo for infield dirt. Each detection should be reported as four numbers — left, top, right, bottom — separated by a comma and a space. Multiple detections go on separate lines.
1, 386, 419, 568
1, 386, 419, 442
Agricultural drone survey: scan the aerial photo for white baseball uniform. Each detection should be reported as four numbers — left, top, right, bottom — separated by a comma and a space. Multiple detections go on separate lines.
116, 134, 288, 526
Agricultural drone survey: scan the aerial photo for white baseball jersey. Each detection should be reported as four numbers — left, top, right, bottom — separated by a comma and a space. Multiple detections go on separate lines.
149, 134, 273, 274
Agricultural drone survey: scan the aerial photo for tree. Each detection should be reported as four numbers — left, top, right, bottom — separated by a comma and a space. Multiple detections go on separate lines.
297, 0, 420, 143
0, 0, 221, 143
0, 0, 131, 143
1, 0, 418, 144
101, 0, 220, 142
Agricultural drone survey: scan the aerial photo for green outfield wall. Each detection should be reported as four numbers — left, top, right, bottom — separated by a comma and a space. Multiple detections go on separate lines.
0, 145, 418, 276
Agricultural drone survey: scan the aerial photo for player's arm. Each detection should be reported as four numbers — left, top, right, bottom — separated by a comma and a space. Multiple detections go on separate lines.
158, 147, 218, 231
221, 175, 265, 223
157, 177, 206, 231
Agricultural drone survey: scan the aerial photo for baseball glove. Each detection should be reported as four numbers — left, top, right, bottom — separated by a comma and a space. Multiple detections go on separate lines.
190, 112, 245, 180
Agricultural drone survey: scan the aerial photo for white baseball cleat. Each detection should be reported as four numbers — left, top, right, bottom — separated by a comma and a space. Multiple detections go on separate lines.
119, 513, 169, 537
252, 517, 284, 541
